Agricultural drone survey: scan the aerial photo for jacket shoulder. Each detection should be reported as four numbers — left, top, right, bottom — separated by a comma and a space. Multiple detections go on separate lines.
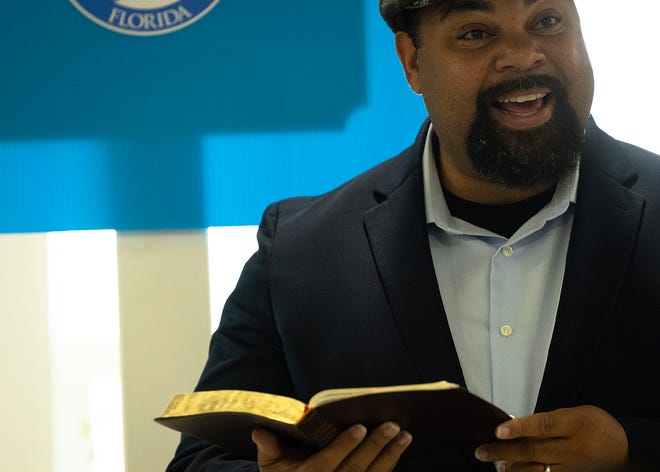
586, 121, 660, 198
275, 146, 421, 222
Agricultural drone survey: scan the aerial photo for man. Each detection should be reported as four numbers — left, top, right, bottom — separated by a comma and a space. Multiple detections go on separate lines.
168, 1, 660, 470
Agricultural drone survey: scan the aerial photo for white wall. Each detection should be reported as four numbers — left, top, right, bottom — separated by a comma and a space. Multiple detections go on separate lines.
0, 231, 220, 472
580, 3, 660, 155
117, 231, 213, 472
0, 234, 52, 472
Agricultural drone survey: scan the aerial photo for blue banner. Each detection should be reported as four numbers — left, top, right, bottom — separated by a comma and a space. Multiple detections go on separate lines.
0, 1, 425, 232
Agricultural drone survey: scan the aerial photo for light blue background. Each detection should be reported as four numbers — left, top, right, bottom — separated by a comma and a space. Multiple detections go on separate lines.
0, 1, 426, 232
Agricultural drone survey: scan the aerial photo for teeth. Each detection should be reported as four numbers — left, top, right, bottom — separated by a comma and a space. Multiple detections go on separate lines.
500, 93, 547, 103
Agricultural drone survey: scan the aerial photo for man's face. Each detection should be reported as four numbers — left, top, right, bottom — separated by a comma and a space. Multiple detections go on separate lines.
396, 0, 594, 189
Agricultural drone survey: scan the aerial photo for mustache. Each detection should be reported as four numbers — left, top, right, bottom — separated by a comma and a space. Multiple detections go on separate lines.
478, 74, 567, 104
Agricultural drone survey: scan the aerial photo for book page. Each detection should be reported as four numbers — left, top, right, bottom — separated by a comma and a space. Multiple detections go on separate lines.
309, 380, 459, 407
159, 390, 307, 425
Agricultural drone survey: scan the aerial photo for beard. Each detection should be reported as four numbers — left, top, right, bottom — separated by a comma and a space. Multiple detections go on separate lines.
464, 74, 584, 188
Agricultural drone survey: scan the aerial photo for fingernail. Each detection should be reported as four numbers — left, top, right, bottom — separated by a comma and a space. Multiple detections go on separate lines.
475, 446, 489, 461
397, 431, 413, 447
382, 422, 400, 438
496, 425, 511, 439
350, 424, 367, 439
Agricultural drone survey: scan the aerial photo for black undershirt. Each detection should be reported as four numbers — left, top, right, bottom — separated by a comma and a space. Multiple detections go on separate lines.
442, 185, 556, 239
431, 134, 557, 238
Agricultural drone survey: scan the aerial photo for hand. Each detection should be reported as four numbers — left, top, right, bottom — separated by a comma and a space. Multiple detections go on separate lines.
474, 405, 631, 471
252, 422, 413, 472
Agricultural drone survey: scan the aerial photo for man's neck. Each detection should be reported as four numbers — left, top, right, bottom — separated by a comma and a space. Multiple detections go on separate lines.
440, 164, 557, 204
434, 139, 558, 205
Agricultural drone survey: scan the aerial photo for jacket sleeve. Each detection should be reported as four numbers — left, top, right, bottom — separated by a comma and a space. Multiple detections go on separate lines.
166, 203, 295, 471
618, 417, 660, 471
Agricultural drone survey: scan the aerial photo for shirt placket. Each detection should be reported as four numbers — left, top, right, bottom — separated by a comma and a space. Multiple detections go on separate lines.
489, 241, 522, 417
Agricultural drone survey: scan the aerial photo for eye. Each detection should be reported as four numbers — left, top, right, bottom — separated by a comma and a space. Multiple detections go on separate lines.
534, 14, 562, 30
459, 29, 493, 41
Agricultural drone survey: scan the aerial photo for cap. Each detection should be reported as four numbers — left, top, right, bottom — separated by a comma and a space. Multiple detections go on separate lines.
379, 0, 441, 32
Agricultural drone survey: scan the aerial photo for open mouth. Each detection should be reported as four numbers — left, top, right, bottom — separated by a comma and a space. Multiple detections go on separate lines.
495, 93, 548, 113
491, 92, 554, 130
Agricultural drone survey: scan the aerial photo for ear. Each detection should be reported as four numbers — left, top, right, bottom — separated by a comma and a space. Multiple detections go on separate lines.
395, 31, 422, 94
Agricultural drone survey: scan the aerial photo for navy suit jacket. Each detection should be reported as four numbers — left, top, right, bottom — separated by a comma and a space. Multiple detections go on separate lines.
169, 119, 660, 471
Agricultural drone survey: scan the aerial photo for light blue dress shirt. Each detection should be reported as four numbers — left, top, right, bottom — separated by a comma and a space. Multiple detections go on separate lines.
423, 125, 579, 418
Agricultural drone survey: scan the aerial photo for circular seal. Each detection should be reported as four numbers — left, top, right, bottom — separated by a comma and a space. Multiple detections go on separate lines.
70, 0, 221, 36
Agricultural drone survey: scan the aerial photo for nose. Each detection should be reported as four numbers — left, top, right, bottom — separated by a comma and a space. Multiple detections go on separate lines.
494, 33, 547, 73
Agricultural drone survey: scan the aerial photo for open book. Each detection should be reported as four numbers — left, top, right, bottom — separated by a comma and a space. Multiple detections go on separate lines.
156, 380, 510, 457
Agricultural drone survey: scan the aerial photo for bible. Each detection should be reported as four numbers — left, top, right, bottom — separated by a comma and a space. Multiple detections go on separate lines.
155, 380, 510, 457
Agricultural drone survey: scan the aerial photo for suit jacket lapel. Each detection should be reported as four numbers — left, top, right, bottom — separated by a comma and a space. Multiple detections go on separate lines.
536, 122, 645, 412
363, 123, 465, 386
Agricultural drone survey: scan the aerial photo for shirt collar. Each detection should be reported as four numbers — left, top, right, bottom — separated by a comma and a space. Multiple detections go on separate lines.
423, 123, 580, 238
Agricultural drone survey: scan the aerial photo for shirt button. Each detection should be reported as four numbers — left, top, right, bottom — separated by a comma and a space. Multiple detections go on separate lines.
500, 325, 513, 337
502, 246, 514, 258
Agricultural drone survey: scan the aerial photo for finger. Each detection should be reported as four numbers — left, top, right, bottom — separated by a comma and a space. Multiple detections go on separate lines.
475, 438, 564, 464
303, 424, 368, 471
498, 461, 550, 472
252, 428, 285, 464
337, 422, 402, 471
365, 431, 413, 472
496, 410, 574, 440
